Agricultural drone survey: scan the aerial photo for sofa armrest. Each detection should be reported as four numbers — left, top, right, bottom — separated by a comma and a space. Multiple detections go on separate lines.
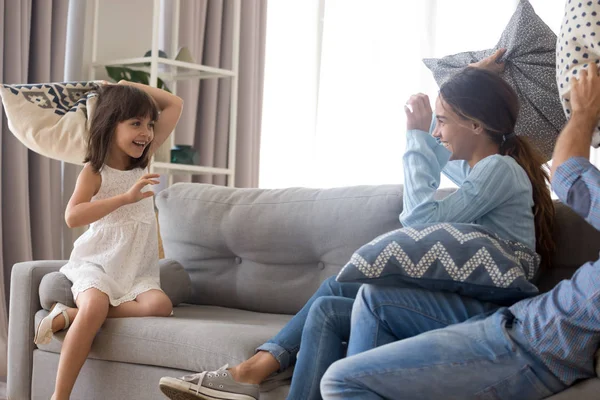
8, 261, 65, 400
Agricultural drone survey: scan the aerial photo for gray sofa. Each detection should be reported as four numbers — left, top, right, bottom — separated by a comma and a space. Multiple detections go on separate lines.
7, 183, 600, 400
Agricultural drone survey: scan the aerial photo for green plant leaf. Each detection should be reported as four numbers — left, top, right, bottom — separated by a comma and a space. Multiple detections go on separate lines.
105, 66, 127, 82
157, 77, 171, 93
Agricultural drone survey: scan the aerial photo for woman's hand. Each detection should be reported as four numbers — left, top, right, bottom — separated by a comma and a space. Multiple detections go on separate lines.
124, 173, 160, 204
469, 48, 507, 74
404, 93, 433, 132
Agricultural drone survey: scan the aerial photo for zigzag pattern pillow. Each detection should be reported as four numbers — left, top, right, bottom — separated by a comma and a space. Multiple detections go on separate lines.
0, 81, 99, 165
336, 223, 540, 305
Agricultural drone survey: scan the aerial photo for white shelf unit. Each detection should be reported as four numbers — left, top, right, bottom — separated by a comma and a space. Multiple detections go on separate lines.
88, 0, 241, 187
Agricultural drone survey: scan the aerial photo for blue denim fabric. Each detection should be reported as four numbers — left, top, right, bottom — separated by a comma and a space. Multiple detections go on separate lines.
256, 276, 362, 372
287, 296, 355, 400
347, 283, 500, 356
322, 309, 566, 400
284, 281, 499, 400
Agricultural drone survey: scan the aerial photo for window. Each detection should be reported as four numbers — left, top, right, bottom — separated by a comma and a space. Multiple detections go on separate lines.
260, 0, 565, 188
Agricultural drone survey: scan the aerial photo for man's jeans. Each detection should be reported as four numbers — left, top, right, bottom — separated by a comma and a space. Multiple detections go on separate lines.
258, 279, 500, 400
321, 292, 566, 399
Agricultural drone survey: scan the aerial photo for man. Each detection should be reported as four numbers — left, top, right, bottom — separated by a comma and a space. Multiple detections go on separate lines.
320, 62, 600, 399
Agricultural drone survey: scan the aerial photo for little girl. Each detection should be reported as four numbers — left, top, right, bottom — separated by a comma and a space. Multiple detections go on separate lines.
33, 81, 184, 400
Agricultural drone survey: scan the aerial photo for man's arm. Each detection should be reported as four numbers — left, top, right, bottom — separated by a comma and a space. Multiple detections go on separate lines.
550, 113, 595, 178
551, 63, 600, 229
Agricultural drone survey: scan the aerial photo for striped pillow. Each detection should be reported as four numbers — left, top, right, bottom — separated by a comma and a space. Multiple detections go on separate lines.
0, 81, 99, 164
337, 223, 540, 305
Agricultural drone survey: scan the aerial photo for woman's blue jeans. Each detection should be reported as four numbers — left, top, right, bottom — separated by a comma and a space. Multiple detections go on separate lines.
258, 279, 500, 400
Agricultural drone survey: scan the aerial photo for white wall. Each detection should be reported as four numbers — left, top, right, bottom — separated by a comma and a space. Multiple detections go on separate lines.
82, 0, 156, 81
80, 0, 171, 191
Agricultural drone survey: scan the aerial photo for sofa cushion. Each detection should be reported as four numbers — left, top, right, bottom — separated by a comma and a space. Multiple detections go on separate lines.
156, 183, 404, 314
336, 223, 539, 305
38, 259, 192, 308
537, 202, 600, 292
36, 304, 292, 372
544, 378, 600, 400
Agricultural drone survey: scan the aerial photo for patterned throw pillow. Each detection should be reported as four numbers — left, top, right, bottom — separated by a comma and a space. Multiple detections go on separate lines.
0, 81, 99, 164
556, 1, 600, 147
423, 0, 565, 161
336, 223, 540, 305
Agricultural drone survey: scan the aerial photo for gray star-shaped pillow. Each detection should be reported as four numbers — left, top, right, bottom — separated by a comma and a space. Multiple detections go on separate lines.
423, 0, 565, 161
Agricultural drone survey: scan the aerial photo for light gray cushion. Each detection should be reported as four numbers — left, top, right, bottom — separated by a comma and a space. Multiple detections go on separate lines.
38, 259, 192, 308
35, 304, 292, 373
156, 183, 404, 314
544, 377, 600, 400
423, 0, 565, 161
32, 351, 290, 400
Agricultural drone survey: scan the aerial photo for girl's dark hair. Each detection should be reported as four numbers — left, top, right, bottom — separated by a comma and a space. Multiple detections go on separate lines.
439, 67, 555, 271
84, 84, 159, 172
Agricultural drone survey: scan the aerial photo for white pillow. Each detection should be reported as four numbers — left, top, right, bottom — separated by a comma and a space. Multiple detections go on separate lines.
0, 82, 99, 165
556, 1, 600, 147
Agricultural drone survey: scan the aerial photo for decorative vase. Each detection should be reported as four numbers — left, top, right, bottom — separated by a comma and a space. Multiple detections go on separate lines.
175, 47, 196, 63
170, 144, 199, 165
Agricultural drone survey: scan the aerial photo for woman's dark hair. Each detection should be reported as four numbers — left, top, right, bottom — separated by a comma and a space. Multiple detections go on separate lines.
439, 67, 555, 271
84, 84, 159, 172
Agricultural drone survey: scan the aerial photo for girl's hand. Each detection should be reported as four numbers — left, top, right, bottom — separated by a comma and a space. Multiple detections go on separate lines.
404, 93, 432, 132
469, 48, 507, 74
124, 174, 160, 204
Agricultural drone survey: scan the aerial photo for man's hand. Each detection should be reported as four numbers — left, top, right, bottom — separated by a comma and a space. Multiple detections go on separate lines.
469, 48, 507, 74
404, 93, 432, 132
570, 62, 600, 126
551, 62, 600, 178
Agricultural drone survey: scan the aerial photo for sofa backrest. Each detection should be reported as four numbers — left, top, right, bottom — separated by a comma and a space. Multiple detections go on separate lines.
538, 202, 600, 292
156, 184, 600, 313
156, 183, 404, 314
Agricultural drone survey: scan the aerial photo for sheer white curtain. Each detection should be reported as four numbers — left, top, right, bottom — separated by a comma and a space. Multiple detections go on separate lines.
260, 0, 566, 189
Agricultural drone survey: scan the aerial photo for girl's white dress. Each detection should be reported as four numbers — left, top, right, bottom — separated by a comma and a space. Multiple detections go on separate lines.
61, 165, 161, 306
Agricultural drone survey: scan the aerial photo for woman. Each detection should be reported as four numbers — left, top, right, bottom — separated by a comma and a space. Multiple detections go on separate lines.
159, 55, 554, 400
319, 62, 600, 400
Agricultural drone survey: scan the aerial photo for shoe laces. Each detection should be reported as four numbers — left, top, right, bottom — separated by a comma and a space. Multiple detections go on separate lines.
180, 364, 229, 394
